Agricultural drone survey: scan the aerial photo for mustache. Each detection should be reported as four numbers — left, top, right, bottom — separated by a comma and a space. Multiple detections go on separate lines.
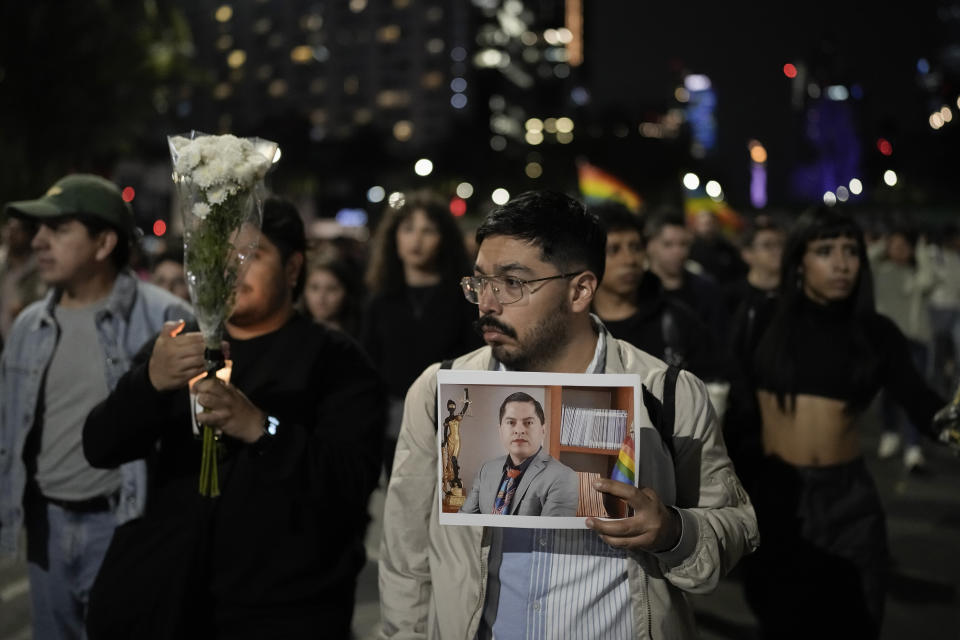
473, 316, 518, 340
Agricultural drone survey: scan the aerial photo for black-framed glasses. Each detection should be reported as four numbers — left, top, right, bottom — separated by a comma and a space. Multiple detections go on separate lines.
460, 272, 582, 305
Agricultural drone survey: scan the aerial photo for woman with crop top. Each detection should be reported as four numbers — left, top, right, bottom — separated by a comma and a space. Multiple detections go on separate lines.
741, 208, 944, 639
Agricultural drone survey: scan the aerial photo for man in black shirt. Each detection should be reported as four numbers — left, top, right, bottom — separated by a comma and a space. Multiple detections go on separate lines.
725, 216, 784, 371
591, 202, 724, 382
82, 198, 386, 639
644, 210, 729, 346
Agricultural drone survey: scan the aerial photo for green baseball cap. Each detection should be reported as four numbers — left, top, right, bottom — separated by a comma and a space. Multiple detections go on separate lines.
4, 174, 134, 234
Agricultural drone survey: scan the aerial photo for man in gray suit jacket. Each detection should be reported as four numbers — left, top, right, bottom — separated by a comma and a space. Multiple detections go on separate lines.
460, 392, 578, 516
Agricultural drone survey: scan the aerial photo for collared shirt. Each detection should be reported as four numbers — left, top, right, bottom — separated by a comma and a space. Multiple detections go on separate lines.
493, 447, 539, 514
482, 316, 633, 640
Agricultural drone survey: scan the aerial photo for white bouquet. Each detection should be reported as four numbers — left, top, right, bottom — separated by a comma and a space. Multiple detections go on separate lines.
168, 131, 279, 496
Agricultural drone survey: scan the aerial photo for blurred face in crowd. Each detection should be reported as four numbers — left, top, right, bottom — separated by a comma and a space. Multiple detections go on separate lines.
742, 229, 785, 276
396, 209, 441, 271
151, 259, 190, 301
2, 217, 36, 255
645, 224, 691, 279
499, 400, 546, 465
31, 218, 117, 288
601, 229, 644, 297
691, 210, 719, 238
230, 234, 300, 328
303, 267, 346, 324
886, 233, 914, 266
802, 235, 861, 304
473, 235, 576, 371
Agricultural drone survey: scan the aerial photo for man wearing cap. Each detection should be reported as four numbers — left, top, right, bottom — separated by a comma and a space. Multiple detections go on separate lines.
0, 174, 191, 639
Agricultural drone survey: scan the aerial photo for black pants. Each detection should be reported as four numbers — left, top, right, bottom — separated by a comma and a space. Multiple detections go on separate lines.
742, 455, 888, 640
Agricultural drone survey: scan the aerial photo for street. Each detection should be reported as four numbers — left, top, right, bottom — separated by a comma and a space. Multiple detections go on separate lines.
2, 408, 958, 639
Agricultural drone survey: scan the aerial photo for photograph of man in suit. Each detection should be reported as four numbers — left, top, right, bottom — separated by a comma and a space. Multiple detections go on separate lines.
460, 391, 578, 516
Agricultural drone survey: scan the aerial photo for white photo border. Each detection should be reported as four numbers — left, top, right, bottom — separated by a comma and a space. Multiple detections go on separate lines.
436, 369, 643, 529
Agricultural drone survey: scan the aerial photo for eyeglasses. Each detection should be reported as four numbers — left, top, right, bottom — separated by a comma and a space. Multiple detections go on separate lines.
460, 272, 581, 305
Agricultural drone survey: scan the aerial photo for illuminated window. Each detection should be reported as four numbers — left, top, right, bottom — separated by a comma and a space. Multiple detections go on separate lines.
300, 14, 323, 31
377, 90, 411, 108
421, 71, 444, 89
213, 83, 232, 100
377, 25, 401, 43
226, 50, 246, 68
290, 45, 313, 63
214, 5, 233, 22
393, 120, 414, 141
268, 79, 288, 97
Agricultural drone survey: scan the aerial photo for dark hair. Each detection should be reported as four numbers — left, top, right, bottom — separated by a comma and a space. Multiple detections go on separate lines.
739, 215, 783, 249
75, 214, 131, 270
498, 392, 545, 424
365, 189, 470, 294
303, 253, 365, 336
643, 209, 686, 244
476, 190, 606, 283
753, 206, 876, 412
590, 201, 644, 245
151, 246, 184, 271
887, 225, 919, 248
261, 196, 307, 299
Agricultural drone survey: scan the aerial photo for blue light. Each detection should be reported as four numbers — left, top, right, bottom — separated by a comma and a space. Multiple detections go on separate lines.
571, 86, 589, 105
451, 93, 468, 109
917, 58, 930, 74
336, 208, 368, 227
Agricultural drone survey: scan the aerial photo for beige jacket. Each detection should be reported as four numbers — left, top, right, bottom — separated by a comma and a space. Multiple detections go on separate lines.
378, 334, 759, 640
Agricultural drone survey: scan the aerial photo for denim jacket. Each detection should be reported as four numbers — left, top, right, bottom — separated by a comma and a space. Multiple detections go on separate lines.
0, 271, 192, 555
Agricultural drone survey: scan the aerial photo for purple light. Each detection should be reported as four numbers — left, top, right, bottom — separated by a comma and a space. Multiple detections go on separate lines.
751, 163, 767, 209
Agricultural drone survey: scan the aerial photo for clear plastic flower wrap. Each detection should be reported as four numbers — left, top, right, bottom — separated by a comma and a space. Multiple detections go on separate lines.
167, 130, 279, 495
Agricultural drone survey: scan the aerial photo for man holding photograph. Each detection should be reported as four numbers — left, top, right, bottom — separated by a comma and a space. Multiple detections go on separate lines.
460, 392, 578, 516
380, 190, 758, 639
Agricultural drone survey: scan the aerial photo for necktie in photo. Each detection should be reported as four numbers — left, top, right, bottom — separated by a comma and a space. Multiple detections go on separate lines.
492, 468, 522, 514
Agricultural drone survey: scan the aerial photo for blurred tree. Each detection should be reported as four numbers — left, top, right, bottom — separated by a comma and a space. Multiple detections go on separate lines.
0, 0, 197, 201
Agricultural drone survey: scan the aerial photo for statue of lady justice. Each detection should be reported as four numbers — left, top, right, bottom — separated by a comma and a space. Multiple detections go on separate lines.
441, 388, 470, 512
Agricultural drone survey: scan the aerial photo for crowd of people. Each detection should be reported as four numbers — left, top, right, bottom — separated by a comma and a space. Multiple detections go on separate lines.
0, 172, 958, 639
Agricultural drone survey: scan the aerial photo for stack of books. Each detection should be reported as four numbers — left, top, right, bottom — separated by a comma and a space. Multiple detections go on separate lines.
560, 405, 628, 449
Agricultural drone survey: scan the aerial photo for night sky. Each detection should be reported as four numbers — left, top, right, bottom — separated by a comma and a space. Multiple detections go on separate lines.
582, 1, 946, 209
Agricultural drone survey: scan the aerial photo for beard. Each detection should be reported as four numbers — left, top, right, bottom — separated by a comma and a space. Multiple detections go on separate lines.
493, 297, 572, 371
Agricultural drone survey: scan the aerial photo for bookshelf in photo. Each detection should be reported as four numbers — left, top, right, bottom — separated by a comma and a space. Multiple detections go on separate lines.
545, 385, 635, 518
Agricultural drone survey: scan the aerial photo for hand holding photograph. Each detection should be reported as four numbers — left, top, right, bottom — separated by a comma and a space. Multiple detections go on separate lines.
437, 369, 647, 529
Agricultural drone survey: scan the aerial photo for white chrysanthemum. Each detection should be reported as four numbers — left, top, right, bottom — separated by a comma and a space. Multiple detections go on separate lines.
207, 186, 229, 205
173, 133, 274, 193
192, 202, 211, 219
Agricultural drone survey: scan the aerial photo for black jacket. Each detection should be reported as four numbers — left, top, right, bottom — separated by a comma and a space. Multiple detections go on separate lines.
83, 314, 386, 639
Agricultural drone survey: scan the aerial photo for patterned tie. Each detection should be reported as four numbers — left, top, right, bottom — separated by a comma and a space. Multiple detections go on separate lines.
492, 468, 522, 515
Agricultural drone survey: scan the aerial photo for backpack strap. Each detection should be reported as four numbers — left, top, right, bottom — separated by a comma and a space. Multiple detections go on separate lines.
641, 364, 681, 461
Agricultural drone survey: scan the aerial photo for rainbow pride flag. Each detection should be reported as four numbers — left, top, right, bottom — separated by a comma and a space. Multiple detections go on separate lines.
610, 429, 636, 485
684, 194, 745, 237
577, 161, 643, 213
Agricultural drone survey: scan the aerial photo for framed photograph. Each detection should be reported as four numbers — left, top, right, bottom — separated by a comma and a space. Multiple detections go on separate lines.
436, 369, 644, 529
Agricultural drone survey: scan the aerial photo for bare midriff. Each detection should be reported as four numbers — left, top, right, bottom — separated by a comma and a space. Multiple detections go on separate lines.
757, 391, 861, 466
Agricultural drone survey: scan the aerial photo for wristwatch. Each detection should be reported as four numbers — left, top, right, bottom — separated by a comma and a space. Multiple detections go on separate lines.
252, 414, 280, 455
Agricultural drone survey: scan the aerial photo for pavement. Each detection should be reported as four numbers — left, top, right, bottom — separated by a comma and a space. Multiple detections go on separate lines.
2, 406, 959, 639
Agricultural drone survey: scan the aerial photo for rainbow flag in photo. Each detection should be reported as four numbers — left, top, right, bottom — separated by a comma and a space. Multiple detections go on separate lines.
610, 430, 636, 485
577, 161, 643, 213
